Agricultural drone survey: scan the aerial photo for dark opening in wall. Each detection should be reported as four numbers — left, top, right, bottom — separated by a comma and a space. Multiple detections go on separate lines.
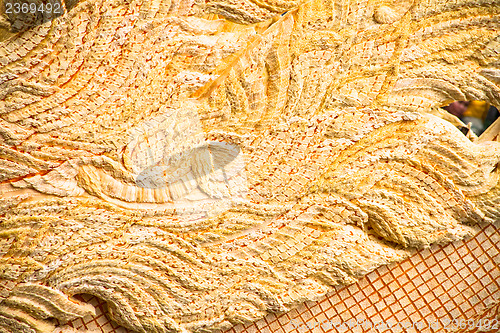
442, 101, 500, 138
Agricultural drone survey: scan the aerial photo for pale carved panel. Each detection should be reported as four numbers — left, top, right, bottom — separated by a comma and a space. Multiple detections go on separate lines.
0, 0, 500, 332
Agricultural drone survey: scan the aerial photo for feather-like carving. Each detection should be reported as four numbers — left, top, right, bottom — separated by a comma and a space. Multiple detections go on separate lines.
1, 0, 500, 332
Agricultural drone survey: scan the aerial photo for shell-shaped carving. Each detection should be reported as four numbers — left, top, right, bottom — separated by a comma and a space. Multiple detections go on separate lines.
124, 103, 205, 176
373, 5, 401, 24
74, 102, 250, 216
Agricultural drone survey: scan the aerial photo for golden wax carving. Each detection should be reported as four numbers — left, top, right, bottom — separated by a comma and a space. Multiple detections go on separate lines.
1, 0, 500, 332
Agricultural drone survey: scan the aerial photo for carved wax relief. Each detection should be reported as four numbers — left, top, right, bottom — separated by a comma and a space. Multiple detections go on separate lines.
1, 0, 500, 332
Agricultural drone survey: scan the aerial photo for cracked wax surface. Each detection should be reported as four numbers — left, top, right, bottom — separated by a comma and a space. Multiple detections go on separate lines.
1, 0, 500, 332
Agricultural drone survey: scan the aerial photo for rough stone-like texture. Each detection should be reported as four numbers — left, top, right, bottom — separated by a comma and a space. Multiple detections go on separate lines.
0, 0, 500, 332
51, 222, 500, 333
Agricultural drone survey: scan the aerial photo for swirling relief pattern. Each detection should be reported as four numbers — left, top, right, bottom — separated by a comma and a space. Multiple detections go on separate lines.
1, 0, 500, 332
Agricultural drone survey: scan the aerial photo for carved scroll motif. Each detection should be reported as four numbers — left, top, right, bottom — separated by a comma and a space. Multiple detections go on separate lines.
1, 0, 500, 332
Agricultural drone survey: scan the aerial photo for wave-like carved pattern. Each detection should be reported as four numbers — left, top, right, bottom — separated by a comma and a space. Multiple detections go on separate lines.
1, 0, 500, 332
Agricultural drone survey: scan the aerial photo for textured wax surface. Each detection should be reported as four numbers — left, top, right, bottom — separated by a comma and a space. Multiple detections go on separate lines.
53, 223, 500, 333
1, 0, 500, 332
